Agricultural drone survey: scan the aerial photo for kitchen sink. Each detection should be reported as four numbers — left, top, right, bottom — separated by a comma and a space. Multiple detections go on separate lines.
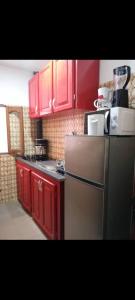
37, 163, 57, 172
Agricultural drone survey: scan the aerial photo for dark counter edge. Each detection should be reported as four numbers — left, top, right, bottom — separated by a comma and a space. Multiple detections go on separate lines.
16, 158, 65, 182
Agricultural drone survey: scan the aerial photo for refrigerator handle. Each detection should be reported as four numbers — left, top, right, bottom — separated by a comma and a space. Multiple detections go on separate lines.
132, 160, 135, 198
104, 111, 109, 134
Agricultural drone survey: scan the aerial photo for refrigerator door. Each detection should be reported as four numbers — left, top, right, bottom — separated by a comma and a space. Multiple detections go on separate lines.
65, 174, 104, 240
104, 136, 135, 240
65, 136, 109, 185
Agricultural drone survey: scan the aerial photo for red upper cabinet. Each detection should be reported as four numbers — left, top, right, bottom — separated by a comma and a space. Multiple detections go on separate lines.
53, 60, 75, 112
28, 60, 99, 117
52, 60, 99, 113
39, 61, 53, 116
75, 60, 99, 110
29, 73, 39, 118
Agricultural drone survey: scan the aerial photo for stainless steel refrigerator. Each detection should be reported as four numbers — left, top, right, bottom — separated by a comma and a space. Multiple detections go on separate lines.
64, 135, 135, 240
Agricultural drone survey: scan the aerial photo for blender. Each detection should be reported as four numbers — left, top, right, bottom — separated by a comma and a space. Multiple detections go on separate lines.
112, 65, 131, 108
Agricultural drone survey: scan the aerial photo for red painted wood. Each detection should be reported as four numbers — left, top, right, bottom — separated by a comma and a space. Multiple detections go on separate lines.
31, 172, 43, 227
53, 60, 75, 112
29, 60, 99, 116
31, 171, 57, 240
42, 178, 57, 240
75, 60, 99, 110
39, 61, 53, 116
29, 73, 39, 118
16, 164, 23, 204
23, 166, 31, 213
30, 166, 64, 240
16, 162, 31, 213
16, 160, 64, 240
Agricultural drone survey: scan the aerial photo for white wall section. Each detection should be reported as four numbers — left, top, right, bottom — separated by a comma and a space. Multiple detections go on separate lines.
0, 65, 33, 106
0, 106, 8, 153
100, 60, 135, 84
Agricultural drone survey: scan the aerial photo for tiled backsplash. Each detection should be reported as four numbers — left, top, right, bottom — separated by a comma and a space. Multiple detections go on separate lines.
23, 107, 36, 155
0, 155, 17, 203
9, 112, 21, 150
1, 73, 135, 203
43, 110, 86, 160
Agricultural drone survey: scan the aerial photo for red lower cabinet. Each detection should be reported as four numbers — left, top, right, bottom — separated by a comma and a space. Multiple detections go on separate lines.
16, 161, 64, 240
42, 178, 57, 240
31, 172, 43, 228
23, 167, 31, 213
31, 172, 57, 240
16, 162, 31, 213
16, 163, 24, 204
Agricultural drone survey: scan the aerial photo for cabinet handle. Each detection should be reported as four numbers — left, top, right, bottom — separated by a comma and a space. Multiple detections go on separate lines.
49, 99, 52, 109
20, 169, 23, 177
53, 98, 56, 108
35, 105, 38, 114
38, 180, 43, 192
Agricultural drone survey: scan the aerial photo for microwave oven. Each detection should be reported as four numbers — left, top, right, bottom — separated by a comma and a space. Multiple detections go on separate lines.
84, 107, 135, 136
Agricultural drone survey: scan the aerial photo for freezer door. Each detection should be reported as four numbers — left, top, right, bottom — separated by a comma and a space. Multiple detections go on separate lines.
65, 136, 109, 185
64, 175, 104, 240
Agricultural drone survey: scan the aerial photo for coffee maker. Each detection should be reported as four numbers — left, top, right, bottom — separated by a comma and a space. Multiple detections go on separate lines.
35, 139, 48, 161
34, 119, 48, 161
94, 87, 113, 110
112, 65, 131, 108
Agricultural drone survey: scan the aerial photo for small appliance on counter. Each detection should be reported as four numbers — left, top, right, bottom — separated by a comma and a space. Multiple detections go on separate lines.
34, 118, 49, 161
84, 107, 135, 136
22, 119, 49, 161
56, 160, 65, 175
35, 138, 48, 161
94, 87, 113, 110
112, 65, 131, 108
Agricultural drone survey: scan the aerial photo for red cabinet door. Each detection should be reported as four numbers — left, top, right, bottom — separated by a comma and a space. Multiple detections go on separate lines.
39, 61, 53, 116
16, 163, 31, 213
31, 172, 43, 227
16, 164, 24, 204
23, 166, 31, 213
42, 178, 57, 240
53, 60, 75, 112
75, 60, 99, 110
29, 73, 39, 118
31, 171, 57, 239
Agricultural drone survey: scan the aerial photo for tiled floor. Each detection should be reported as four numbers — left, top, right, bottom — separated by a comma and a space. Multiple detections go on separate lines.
0, 202, 47, 240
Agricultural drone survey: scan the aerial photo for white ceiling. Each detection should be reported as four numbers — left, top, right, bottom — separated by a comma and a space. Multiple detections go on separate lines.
0, 60, 49, 72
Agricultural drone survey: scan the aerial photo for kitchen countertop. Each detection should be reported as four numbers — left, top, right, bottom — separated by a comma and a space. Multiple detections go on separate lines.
16, 158, 65, 182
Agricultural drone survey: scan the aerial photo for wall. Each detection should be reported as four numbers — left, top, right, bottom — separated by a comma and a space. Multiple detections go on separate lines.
100, 60, 135, 84
0, 64, 32, 106
0, 65, 34, 203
